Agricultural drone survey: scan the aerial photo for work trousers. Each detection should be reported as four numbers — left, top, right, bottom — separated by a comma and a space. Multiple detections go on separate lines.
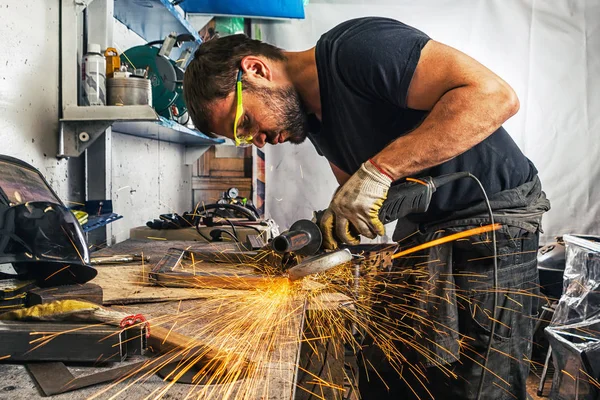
359, 220, 540, 400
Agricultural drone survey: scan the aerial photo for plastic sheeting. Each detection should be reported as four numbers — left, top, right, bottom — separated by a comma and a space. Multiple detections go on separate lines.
545, 234, 600, 399
254, 0, 600, 244
546, 319, 600, 400
552, 235, 600, 326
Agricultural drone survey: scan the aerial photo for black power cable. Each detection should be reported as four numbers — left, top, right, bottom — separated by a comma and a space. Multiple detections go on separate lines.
216, 230, 240, 242
221, 218, 239, 241
465, 173, 498, 400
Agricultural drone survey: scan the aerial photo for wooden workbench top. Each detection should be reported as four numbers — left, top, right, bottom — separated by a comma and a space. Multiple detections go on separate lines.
91, 239, 265, 305
0, 239, 349, 399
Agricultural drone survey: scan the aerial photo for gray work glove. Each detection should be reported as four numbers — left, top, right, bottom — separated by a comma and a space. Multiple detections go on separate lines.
319, 160, 392, 250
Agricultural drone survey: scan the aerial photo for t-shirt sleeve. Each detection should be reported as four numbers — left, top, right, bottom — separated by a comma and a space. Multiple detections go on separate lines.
333, 18, 431, 109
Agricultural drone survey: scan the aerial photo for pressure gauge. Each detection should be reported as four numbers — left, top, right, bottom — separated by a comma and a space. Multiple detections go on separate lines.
226, 187, 239, 199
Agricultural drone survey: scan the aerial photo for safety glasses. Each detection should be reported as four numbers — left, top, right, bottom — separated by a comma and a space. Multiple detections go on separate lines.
233, 69, 254, 147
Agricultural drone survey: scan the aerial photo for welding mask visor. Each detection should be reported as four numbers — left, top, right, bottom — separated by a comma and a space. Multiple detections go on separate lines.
0, 201, 96, 286
0, 155, 96, 287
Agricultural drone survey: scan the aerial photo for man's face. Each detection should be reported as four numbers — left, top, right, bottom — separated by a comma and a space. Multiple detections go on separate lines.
208, 75, 309, 148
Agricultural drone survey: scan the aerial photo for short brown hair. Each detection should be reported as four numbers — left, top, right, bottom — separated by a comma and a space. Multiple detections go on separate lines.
183, 34, 286, 134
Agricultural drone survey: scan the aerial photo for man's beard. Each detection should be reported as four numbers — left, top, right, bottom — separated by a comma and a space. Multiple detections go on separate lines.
247, 83, 309, 144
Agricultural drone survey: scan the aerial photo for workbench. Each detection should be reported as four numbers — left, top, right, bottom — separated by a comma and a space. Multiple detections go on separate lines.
0, 239, 350, 400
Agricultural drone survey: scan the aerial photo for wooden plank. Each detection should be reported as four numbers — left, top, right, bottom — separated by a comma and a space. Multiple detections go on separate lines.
94, 265, 249, 305
124, 299, 303, 399
195, 147, 250, 178
88, 239, 349, 398
91, 239, 243, 259
91, 240, 281, 304
296, 311, 346, 400
192, 176, 252, 191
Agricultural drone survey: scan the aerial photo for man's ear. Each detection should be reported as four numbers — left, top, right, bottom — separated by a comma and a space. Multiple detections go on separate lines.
240, 56, 272, 82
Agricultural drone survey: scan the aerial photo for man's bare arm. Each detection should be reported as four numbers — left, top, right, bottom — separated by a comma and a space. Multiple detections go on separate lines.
371, 40, 519, 180
329, 162, 351, 186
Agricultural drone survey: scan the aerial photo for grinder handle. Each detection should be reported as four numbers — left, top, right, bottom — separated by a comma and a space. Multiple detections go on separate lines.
378, 172, 471, 224
272, 231, 311, 253
271, 219, 322, 256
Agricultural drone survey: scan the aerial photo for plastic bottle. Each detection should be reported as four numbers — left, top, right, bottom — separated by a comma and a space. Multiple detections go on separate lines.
81, 43, 106, 106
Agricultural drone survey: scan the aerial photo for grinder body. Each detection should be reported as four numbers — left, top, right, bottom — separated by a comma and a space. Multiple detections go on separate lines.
279, 172, 471, 280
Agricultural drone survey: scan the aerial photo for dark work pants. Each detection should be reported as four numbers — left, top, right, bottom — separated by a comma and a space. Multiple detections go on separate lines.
359, 222, 540, 400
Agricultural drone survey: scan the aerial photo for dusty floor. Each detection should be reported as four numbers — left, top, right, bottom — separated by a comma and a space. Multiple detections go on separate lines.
527, 369, 553, 399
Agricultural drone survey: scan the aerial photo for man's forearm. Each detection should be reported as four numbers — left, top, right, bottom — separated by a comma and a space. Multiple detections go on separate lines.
371, 82, 519, 181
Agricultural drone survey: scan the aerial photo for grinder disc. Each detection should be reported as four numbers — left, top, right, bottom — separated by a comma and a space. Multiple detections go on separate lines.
287, 249, 353, 281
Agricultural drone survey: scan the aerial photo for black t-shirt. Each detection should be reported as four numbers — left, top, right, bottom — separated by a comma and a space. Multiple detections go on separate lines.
309, 17, 537, 222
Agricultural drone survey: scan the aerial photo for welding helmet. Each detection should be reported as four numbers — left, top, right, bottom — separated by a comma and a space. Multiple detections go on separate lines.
0, 156, 96, 287
538, 238, 566, 271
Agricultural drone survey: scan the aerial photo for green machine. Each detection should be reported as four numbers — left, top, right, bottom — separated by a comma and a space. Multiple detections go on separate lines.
120, 33, 194, 122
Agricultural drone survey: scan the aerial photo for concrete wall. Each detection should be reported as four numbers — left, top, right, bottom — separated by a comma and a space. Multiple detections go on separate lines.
109, 20, 193, 244
0, 1, 81, 202
0, 0, 192, 246
108, 134, 192, 244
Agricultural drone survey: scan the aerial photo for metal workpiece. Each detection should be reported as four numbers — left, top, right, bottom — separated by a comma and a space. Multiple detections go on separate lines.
90, 254, 149, 265
0, 321, 146, 363
346, 243, 398, 272
287, 249, 353, 281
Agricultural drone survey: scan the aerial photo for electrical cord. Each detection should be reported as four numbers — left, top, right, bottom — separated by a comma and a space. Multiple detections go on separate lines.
221, 218, 239, 241
216, 230, 239, 242
353, 172, 497, 399
194, 224, 214, 242
465, 173, 498, 400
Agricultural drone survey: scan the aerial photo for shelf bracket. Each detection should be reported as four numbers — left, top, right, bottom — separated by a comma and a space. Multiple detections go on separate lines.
75, 0, 96, 14
58, 121, 113, 158
184, 146, 211, 165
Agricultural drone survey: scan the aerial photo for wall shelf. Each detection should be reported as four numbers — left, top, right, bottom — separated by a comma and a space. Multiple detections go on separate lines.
58, 0, 223, 165
113, 116, 224, 146
62, 105, 158, 121
113, 0, 201, 62
59, 105, 223, 163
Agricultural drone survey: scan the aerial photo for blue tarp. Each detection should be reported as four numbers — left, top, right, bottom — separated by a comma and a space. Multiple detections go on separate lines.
178, 0, 305, 19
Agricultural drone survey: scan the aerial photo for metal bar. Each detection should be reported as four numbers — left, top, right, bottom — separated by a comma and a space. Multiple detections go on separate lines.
537, 345, 553, 396
27, 283, 103, 306
0, 321, 125, 363
27, 360, 148, 396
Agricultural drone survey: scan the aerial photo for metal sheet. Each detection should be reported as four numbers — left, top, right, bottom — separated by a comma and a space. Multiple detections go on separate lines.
112, 117, 224, 146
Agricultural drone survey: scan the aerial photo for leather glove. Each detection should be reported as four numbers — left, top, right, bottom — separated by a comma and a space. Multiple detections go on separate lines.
319, 160, 392, 250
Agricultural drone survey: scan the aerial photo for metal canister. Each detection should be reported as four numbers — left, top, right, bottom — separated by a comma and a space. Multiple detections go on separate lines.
82, 43, 106, 106
106, 77, 152, 106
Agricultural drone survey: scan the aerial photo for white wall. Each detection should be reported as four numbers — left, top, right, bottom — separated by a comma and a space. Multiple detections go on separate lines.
0, 0, 78, 201
0, 1, 193, 245
109, 21, 193, 244
108, 133, 192, 244
255, 0, 600, 243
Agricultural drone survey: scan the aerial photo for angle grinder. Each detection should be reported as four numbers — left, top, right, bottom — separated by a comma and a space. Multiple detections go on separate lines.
279, 172, 472, 280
